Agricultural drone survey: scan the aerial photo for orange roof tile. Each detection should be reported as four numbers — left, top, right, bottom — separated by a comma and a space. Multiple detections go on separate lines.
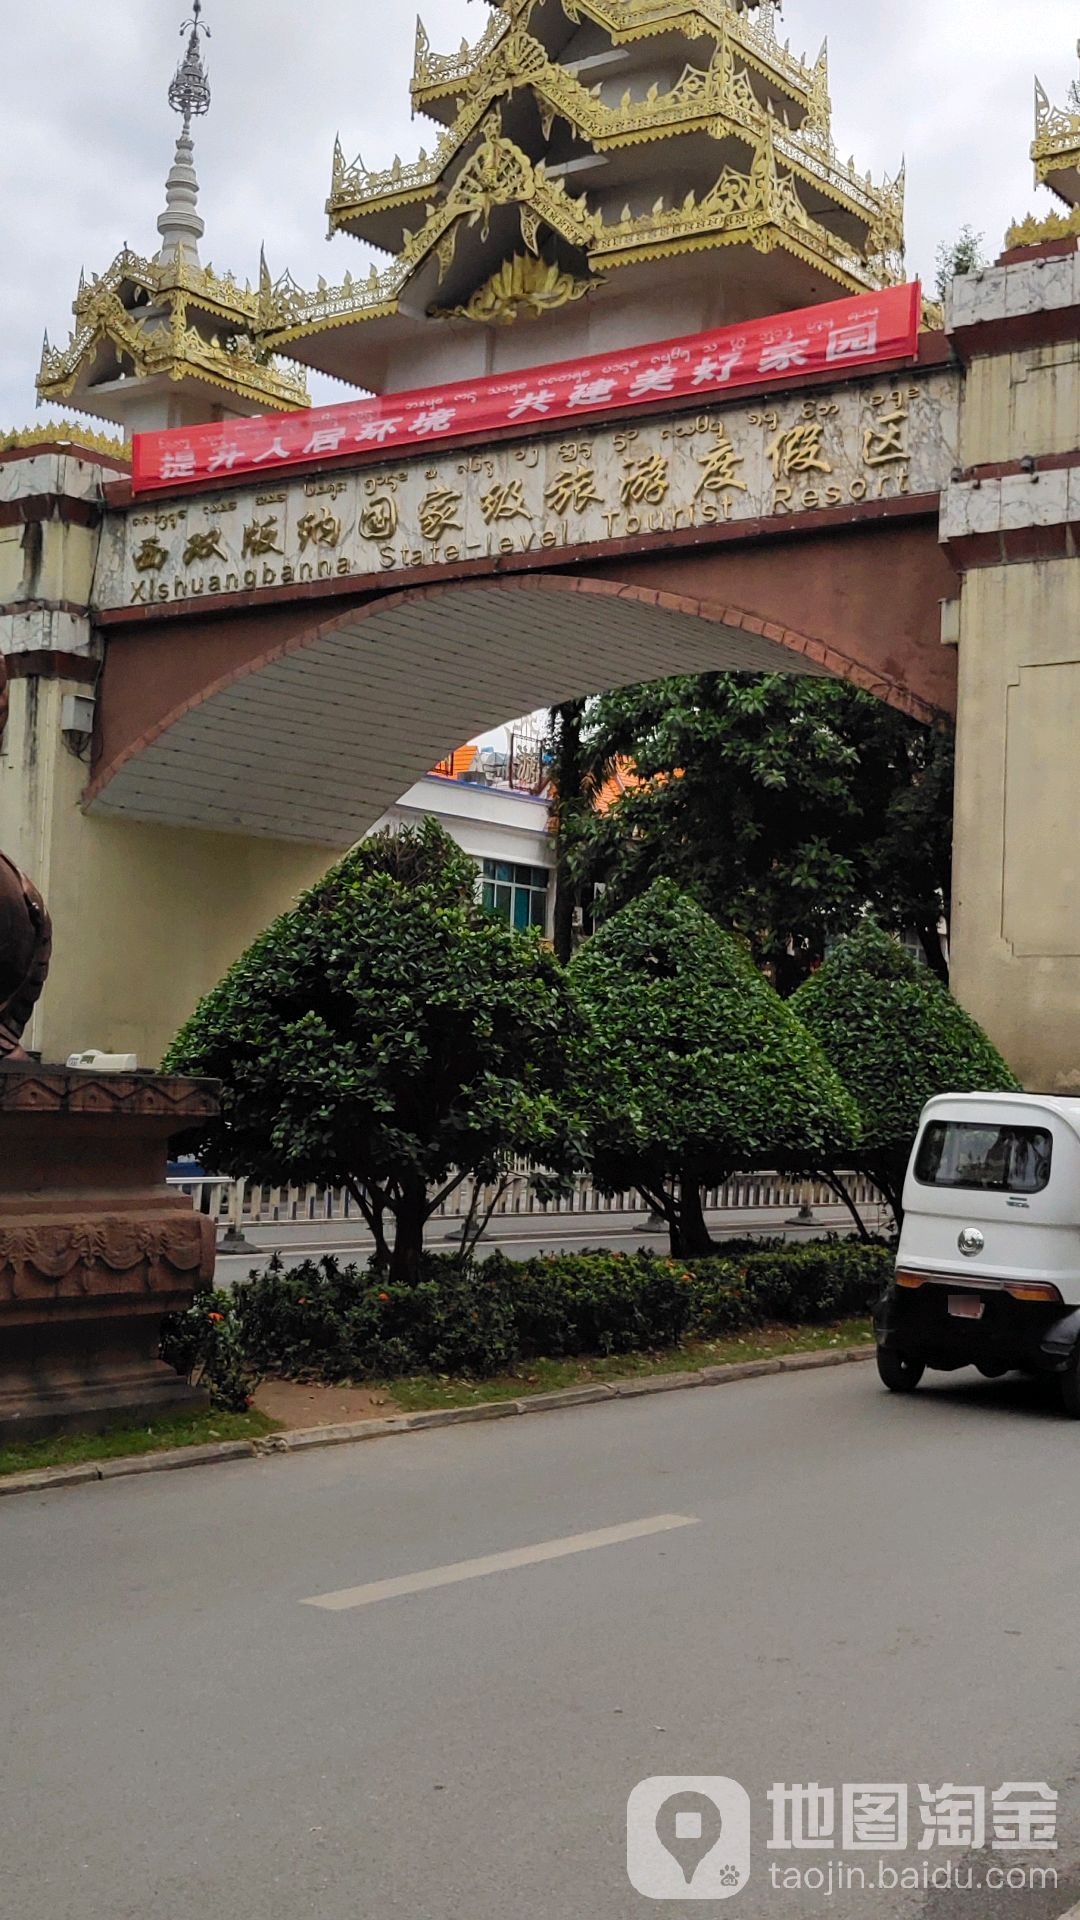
431, 743, 480, 780
591, 758, 643, 815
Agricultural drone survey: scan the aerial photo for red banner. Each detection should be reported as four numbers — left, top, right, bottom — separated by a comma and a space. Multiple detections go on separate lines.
132, 283, 921, 495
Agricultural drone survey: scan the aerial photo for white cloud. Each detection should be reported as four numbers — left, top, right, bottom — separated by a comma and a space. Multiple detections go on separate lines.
5, 0, 1078, 426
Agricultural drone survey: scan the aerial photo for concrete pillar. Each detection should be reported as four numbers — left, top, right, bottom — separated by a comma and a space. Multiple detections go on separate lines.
944, 246, 1080, 1089
0, 445, 334, 1067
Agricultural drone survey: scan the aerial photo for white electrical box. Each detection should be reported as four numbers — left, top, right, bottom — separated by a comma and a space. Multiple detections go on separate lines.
66, 1050, 139, 1073
60, 693, 95, 736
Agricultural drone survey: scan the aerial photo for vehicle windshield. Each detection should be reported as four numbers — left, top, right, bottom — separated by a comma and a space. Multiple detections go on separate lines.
914, 1120, 1053, 1194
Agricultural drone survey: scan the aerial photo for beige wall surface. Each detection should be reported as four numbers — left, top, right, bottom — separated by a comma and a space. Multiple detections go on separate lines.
961, 339, 1080, 469
0, 675, 333, 1066
950, 559, 1080, 1091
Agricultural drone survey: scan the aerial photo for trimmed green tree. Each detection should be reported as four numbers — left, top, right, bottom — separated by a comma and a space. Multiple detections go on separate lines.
935, 225, 987, 304
546, 699, 589, 965
575, 673, 955, 990
791, 920, 1021, 1221
567, 880, 861, 1256
163, 820, 577, 1285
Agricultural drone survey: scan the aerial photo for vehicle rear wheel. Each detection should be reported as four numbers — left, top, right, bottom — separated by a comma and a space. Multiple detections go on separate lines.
1059, 1347, 1080, 1420
877, 1347, 925, 1394
976, 1362, 1010, 1380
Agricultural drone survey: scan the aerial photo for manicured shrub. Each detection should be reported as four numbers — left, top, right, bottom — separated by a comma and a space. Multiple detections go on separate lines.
506, 1252, 697, 1357
163, 821, 578, 1285
162, 1241, 893, 1401
792, 921, 1021, 1216
567, 881, 860, 1256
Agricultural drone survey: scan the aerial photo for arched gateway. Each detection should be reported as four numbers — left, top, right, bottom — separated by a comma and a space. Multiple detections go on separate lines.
5, 1, 1080, 1087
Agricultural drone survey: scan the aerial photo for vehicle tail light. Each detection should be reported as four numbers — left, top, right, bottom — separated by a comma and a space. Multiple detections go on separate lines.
1005, 1281, 1062, 1304
895, 1271, 926, 1289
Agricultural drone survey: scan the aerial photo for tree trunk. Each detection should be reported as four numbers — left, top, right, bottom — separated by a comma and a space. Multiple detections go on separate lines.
550, 700, 586, 965
816, 1169, 873, 1243
388, 1185, 428, 1287
868, 1160, 905, 1233
773, 946, 811, 999
345, 1178, 391, 1267
672, 1175, 716, 1258
638, 1185, 680, 1248
917, 921, 949, 985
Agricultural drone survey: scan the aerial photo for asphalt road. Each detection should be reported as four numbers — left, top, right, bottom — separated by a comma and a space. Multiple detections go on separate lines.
3, 1366, 1079, 1920
215, 1201, 887, 1283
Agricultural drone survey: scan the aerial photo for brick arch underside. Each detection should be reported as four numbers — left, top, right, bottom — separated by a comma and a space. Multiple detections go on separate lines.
88, 521, 957, 847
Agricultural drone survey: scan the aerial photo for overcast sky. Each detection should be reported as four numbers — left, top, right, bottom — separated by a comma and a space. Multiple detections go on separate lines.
4, 0, 1078, 428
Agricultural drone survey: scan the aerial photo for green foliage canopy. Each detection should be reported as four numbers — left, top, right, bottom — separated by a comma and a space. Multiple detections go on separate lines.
935, 225, 987, 304
567, 880, 860, 1254
164, 820, 577, 1282
577, 674, 954, 990
791, 920, 1021, 1213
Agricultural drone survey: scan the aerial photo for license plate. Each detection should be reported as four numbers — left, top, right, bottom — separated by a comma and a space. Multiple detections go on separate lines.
949, 1295, 985, 1320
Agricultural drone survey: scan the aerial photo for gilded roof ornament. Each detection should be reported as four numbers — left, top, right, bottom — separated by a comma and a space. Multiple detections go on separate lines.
1011, 37, 1080, 245
432, 251, 597, 323
274, 0, 904, 383
169, 1, 212, 135
1031, 45, 1080, 209
36, 0, 309, 429
0, 423, 130, 464
1006, 204, 1080, 249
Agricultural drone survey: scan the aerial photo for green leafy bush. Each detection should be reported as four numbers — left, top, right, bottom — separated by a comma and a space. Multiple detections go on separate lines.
162, 1241, 893, 1399
688, 1243, 896, 1334
791, 921, 1021, 1214
163, 821, 578, 1284
160, 1289, 261, 1413
567, 881, 860, 1255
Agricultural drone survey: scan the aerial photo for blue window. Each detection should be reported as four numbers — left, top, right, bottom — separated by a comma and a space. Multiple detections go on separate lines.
480, 860, 549, 932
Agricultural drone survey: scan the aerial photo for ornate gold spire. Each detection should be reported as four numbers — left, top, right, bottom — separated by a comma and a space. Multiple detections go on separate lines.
36, 2, 308, 432
266, 0, 903, 386
157, 2, 211, 265
168, 2, 212, 134
1005, 41, 1080, 250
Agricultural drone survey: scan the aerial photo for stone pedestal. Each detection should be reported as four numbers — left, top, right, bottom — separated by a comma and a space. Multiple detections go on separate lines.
0, 1067, 219, 1441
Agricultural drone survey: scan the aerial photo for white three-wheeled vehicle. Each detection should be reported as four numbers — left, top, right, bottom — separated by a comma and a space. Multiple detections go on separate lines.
874, 1093, 1080, 1416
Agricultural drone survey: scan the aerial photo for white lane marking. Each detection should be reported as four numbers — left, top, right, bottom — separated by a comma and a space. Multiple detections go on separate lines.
302, 1513, 700, 1612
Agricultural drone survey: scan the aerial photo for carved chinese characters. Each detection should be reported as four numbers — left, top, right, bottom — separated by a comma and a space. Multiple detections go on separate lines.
100, 371, 958, 612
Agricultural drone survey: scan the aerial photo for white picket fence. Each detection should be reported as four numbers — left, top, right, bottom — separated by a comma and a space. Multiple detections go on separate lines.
169, 1167, 887, 1238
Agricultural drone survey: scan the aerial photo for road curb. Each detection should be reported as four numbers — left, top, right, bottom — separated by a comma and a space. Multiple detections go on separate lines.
0, 1345, 876, 1499
0, 1439, 260, 1499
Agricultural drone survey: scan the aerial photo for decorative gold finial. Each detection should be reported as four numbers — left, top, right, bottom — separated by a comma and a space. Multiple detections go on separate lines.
169, 1, 211, 135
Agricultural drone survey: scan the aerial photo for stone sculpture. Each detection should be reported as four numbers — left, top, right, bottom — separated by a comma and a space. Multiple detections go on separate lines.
0, 653, 53, 1061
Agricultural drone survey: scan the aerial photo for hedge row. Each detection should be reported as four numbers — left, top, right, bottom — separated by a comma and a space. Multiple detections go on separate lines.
163, 1241, 893, 1409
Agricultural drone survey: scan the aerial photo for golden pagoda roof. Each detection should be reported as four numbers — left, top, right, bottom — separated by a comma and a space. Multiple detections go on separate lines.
37, 247, 309, 424
1032, 68, 1080, 209
269, 0, 903, 383
37, 3, 309, 430
412, 0, 815, 126
1005, 52, 1080, 250
330, 4, 891, 254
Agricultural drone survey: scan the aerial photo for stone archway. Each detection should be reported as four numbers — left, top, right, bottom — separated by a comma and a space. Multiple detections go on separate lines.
87, 539, 956, 848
